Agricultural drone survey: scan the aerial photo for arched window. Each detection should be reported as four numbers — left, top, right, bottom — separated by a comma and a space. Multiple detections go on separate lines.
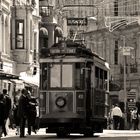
54, 26, 63, 38
39, 27, 48, 48
54, 26, 63, 43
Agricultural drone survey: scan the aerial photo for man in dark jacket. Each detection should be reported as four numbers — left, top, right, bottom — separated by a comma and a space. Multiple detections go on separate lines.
0, 93, 5, 139
27, 94, 38, 135
17, 89, 28, 138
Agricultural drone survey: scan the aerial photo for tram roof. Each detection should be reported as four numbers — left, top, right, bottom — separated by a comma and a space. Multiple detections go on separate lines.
40, 40, 105, 61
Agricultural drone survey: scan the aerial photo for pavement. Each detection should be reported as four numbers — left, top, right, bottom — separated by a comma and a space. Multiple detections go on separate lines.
2, 128, 140, 138
96, 130, 140, 137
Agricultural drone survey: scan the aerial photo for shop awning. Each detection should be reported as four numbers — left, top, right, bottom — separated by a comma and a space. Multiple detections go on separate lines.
0, 72, 19, 80
55, 26, 63, 37
19, 71, 39, 87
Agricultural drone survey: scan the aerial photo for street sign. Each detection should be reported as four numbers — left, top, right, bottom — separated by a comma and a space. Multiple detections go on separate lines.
127, 89, 136, 110
120, 47, 134, 56
67, 18, 87, 26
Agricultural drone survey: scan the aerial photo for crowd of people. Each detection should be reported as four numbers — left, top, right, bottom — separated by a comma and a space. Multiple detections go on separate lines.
0, 88, 39, 139
108, 103, 140, 130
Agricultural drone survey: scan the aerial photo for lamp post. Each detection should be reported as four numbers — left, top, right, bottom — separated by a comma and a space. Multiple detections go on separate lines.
121, 36, 134, 112
122, 36, 127, 114
121, 36, 134, 129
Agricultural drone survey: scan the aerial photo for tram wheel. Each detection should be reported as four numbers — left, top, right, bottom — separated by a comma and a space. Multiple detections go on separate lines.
57, 132, 69, 137
83, 128, 93, 137
84, 132, 93, 137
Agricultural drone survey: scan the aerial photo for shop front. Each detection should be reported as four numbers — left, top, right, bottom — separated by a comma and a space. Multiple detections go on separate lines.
19, 71, 39, 97
0, 71, 19, 99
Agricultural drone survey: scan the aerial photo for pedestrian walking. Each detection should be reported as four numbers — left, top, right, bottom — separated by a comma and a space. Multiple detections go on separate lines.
12, 90, 21, 135
26, 92, 38, 135
111, 104, 123, 130
107, 105, 114, 129
35, 98, 39, 131
17, 89, 28, 138
131, 107, 139, 130
0, 93, 5, 140
2, 89, 12, 137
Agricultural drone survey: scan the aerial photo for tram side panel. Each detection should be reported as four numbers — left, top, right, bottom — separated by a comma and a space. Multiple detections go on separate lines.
90, 64, 108, 131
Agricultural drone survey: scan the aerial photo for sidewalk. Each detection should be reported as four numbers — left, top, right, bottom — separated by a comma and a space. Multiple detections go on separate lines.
2, 128, 47, 138
95, 129, 140, 137
3, 128, 140, 138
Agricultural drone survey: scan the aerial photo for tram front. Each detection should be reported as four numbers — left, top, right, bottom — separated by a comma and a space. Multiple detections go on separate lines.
39, 42, 94, 135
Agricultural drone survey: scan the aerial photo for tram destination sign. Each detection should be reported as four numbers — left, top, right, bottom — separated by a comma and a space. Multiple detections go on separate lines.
67, 18, 87, 26
50, 48, 76, 54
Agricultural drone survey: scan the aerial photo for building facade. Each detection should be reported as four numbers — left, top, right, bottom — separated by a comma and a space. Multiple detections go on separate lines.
0, 0, 40, 97
39, 0, 63, 49
83, 0, 140, 110
0, 0, 18, 97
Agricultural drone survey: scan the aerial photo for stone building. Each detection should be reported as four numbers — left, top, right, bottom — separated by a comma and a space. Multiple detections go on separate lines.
83, 0, 140, 110
0, 0, 18, 97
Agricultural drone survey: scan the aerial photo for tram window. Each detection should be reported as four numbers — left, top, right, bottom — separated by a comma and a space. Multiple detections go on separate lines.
95, 67, 99, 88
75, 63, 84, 90
99, 69, 103, 89
50, 64, 73, 88
50, 65, 61, 87
41, 63, 48, 90
62, 65, 73, 87
104, 71, 107, 90
95, 67, 104, 89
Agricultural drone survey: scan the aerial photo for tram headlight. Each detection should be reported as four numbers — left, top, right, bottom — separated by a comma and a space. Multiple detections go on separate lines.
55, 96, 66, 108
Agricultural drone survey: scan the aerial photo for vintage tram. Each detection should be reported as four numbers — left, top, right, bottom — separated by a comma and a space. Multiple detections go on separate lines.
39, 40, 110, 136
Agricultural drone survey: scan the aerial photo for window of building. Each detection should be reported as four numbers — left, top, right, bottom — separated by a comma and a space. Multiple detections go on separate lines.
130, 64, 137, 73
114, 40, 118, 65
30, 20, 32, 51
33, 32, 38, 63
114, 0, 118, 16
120, 64, 128, 74
39, 27, 48, 49
39, 6, 51, 16
16, 20, 24, 49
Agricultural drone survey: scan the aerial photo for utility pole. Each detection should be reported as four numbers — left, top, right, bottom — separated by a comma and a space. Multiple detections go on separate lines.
119, 36, 127, 129
123, 36, 127, 114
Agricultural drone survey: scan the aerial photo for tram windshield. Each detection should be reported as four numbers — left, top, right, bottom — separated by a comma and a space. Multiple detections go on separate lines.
50, 64, 73, 88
